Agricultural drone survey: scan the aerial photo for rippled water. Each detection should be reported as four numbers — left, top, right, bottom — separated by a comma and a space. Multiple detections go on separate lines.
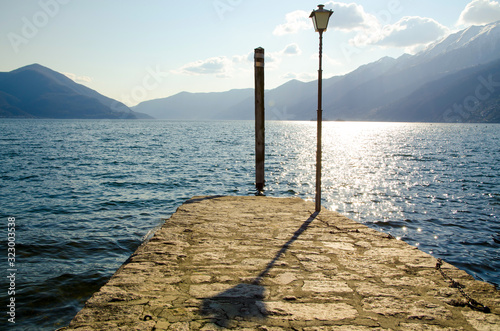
0, 119, 499, 329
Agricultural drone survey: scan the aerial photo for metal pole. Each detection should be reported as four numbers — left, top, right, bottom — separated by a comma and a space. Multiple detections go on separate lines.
315, 31, 323, 212
254, 47, 265, 195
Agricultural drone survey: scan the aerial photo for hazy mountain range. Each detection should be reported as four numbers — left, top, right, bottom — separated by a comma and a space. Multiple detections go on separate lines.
0, 64, 150, 119
135, 21, 500, 123
1, 21, 499, 122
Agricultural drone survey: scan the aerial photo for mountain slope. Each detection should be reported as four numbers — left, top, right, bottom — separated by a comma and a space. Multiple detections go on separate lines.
371, 58, 500, 122
0, 64, 151, 119
416, 23, 500, 65
133, 89, 253, 120
213, 79, 317, 120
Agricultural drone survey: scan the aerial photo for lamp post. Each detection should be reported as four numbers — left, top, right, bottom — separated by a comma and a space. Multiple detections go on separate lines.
310, 4, 333, 212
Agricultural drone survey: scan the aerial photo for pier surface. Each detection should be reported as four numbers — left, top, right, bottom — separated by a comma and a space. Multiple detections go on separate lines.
64, 196, 499, 330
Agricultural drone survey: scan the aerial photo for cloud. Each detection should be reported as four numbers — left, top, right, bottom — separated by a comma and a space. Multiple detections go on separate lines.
458, 0, 500, 25
232, 53, 251, 64
265, 52, 281, 65
272, 2, 377, 36
342, 15, 449, 56
282, 43, 302, 56
327, 1, 378, 31
273, 2, 449, 52
264, 44, 303, 69
63, 72, 92, 84
174, 43, 302, 81
347, 16, 449, 53
273, 10, 310, 36
176, 56, 231, 77
176, 43, 301, 78
233, 50, 280, 66
376, 16, 449, 48
309, 52, 342, 67
226, 43, 302, 73
282, 72, 313, 81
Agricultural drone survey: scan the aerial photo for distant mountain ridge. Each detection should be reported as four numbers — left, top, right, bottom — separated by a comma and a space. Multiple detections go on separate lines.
372, 59, 500, 122
3, 21, 500, 122
0, 64, 150, 119
134, 20, 500, 123
134, 89, 253, 120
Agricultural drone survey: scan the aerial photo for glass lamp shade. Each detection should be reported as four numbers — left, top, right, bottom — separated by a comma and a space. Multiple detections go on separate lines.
310, 4, 333, 32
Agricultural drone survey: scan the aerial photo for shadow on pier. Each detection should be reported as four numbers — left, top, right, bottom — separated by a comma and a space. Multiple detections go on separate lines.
199, 211, 319, 327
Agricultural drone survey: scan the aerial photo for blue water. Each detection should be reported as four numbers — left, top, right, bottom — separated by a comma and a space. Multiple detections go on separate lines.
0, 119, 499, 329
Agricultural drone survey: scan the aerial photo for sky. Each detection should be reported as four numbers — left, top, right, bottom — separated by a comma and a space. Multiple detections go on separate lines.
1, 0, 500, 107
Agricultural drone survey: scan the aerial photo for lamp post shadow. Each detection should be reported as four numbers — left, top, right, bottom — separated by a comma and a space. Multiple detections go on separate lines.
199, 283, 267, 328
199, 211, 319, 327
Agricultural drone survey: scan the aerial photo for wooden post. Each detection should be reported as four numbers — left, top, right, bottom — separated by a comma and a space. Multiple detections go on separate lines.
254, 47, 265, 195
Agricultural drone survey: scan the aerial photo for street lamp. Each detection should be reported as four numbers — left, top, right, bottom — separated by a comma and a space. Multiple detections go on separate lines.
310, 4, 333, 212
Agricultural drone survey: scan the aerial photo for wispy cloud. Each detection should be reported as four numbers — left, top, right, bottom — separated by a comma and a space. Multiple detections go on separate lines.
178, 43, 303, 78
273, 10, 310, 36
174, 56, 232, 78
266, 44, 304, 69
343, 14, 449, 54
309, 52, 342, 66
63, 72, 92, 84
282, 72, 316, 81
375, 16, 449, 49
458, 0, 500, 25
282, 43, 302, 56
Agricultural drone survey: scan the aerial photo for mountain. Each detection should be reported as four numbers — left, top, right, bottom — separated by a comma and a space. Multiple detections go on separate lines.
0, 64, 151, 119
133, 21, 500, 123
213, 79, 318, 120
371, 59, 500, 122
132, 89, 253, 120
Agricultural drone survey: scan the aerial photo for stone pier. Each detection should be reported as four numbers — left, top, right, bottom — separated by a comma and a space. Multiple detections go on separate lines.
63, 196, 499, 330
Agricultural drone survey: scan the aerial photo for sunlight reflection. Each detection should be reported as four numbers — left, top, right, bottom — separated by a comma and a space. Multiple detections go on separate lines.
321, 122, 408, 222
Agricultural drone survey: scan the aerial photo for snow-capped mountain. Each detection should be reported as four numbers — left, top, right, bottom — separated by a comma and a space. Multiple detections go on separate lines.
422, 21, 500, 60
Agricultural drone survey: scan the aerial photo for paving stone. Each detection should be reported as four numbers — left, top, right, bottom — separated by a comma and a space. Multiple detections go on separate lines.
302, 280, 353, 293
270, 272, 298, 285
265, 301, 358, 321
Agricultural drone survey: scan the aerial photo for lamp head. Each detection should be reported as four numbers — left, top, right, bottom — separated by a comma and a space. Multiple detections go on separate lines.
310, 4, 333, 32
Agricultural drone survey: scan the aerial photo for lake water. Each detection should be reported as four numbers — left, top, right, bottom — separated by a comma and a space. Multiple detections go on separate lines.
0, 119, 499, 329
